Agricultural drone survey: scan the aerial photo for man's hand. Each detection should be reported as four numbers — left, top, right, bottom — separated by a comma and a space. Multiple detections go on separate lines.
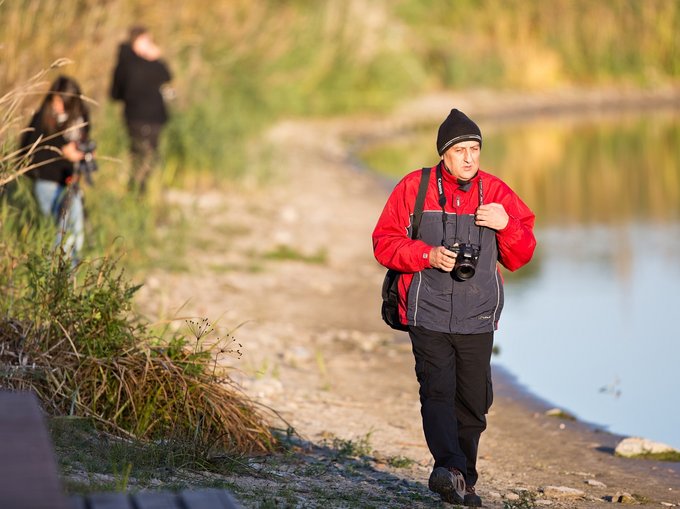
475, 203, 509, 230
429, 245, 457, 272
133, 34, 162, 61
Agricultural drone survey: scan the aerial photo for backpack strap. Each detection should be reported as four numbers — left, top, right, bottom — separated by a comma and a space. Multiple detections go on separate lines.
411, 167, 431, 240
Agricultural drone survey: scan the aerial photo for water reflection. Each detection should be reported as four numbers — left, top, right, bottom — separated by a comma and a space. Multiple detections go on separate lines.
361, 110, 680, 449
483, 113, 680, 225
361, 110, 680, 225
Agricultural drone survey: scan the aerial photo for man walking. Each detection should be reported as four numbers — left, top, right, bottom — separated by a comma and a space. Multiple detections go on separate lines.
372, 109, 536, 506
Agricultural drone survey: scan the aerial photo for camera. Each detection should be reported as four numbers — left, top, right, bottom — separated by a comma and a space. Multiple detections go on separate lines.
446, 243, 481, 281
76, 140, 98, 184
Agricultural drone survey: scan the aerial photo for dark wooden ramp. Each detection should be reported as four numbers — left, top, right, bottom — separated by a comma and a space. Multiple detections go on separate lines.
69, 488, 242, 508
0, 391, 241, 509
0, 390, 71, 509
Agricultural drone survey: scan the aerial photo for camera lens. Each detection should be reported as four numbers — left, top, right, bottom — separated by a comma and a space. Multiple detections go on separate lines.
454, 263, 475, 280
451, 243, 480, 281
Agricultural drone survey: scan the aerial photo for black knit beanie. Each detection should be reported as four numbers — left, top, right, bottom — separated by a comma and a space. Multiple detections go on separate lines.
436, 109, 482, 156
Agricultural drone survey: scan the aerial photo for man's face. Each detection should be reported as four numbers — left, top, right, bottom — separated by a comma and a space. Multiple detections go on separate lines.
441, 140, 481, 181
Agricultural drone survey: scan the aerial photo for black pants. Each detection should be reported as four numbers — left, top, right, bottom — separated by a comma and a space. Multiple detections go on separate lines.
126, 121, 163, 193
409, 326, 494, 487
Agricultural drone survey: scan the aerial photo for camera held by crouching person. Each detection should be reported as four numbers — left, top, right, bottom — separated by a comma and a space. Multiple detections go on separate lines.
76, 139, 98, 185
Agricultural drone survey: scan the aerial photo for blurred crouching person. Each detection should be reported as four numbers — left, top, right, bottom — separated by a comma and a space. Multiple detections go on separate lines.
110, 25, 173, 194
20, 75, 94, 263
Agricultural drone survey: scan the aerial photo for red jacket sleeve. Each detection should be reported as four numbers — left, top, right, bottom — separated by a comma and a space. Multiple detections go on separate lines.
493, 181, 537, 271
372, 172, 432, 273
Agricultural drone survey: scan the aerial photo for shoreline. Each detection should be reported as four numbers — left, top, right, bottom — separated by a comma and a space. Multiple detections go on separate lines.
481, 362, 680, 504
491, 361, 679, 462
492, 343, 680, 454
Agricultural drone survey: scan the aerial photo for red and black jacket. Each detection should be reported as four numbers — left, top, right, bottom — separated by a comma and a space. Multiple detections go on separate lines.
373, 162, 536, 333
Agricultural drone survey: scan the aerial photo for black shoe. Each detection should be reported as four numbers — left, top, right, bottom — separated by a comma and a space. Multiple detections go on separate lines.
428, 466, 466, 505
464, 485, 482, 507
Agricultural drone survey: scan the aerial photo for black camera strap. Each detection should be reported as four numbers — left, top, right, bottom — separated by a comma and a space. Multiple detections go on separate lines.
436, 163, 447, 245
476, 175, 484, 244
478, 174, 484, 204
411, 167, 432, 240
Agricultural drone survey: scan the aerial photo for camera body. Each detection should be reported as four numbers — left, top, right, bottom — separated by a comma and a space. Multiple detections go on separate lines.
76, 140, 98, 184
447, 243, 481, 281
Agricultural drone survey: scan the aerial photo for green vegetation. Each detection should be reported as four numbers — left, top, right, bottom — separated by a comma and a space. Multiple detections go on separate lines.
262, 245, 328, 264
0, 63, 187, 274
1, 1, 678, 183
616, 450, 680, 462
396, 0, 678, 88
325, 432, 375, 460
387, 455, 416, 469
504, 490, 538, 509
0, 249, 275, 454
52, 417, 437, 507
50, 416, 261, 494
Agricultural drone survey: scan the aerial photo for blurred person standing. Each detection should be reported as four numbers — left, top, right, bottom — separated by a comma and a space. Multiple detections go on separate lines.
110, 25, 172, 193
20, 75, 95, 263
372, 109, 536, 506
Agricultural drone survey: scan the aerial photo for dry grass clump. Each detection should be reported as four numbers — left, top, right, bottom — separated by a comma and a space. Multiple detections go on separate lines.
0, 252, 275, 455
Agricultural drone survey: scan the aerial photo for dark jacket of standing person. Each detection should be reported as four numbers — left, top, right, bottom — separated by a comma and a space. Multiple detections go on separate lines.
110, 25, 172, 193
110, 42, 171, 126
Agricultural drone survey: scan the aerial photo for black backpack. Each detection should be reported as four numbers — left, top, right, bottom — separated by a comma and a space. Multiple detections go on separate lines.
381, 167, 431, 331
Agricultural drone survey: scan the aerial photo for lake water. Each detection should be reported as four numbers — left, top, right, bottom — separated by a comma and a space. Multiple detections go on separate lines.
499, 223, 680, 449
361, 108, 680, 449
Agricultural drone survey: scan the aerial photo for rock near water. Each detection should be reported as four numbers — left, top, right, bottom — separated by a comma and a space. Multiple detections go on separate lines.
614, 437, 678, 457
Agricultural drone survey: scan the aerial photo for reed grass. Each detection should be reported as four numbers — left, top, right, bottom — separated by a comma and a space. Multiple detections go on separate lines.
0, 252, 275, 454
3, 1, 676, 182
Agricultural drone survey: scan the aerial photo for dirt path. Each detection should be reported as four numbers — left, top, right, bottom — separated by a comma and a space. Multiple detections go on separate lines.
137, 89, 680, 508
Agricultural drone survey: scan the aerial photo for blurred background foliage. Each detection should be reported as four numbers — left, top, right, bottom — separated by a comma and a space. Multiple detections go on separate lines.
1, 0, 678, 182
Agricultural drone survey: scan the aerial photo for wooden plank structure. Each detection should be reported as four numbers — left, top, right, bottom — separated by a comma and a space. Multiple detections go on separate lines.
69, 489, 242, 509
0, 391, 241, 509
0, 391, 71, 509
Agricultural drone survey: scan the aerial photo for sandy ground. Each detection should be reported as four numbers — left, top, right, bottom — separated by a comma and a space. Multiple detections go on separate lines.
137, 87, 680, 508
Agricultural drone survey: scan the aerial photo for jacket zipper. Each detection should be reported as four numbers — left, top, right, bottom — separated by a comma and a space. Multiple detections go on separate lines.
451, 192, 460, 330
